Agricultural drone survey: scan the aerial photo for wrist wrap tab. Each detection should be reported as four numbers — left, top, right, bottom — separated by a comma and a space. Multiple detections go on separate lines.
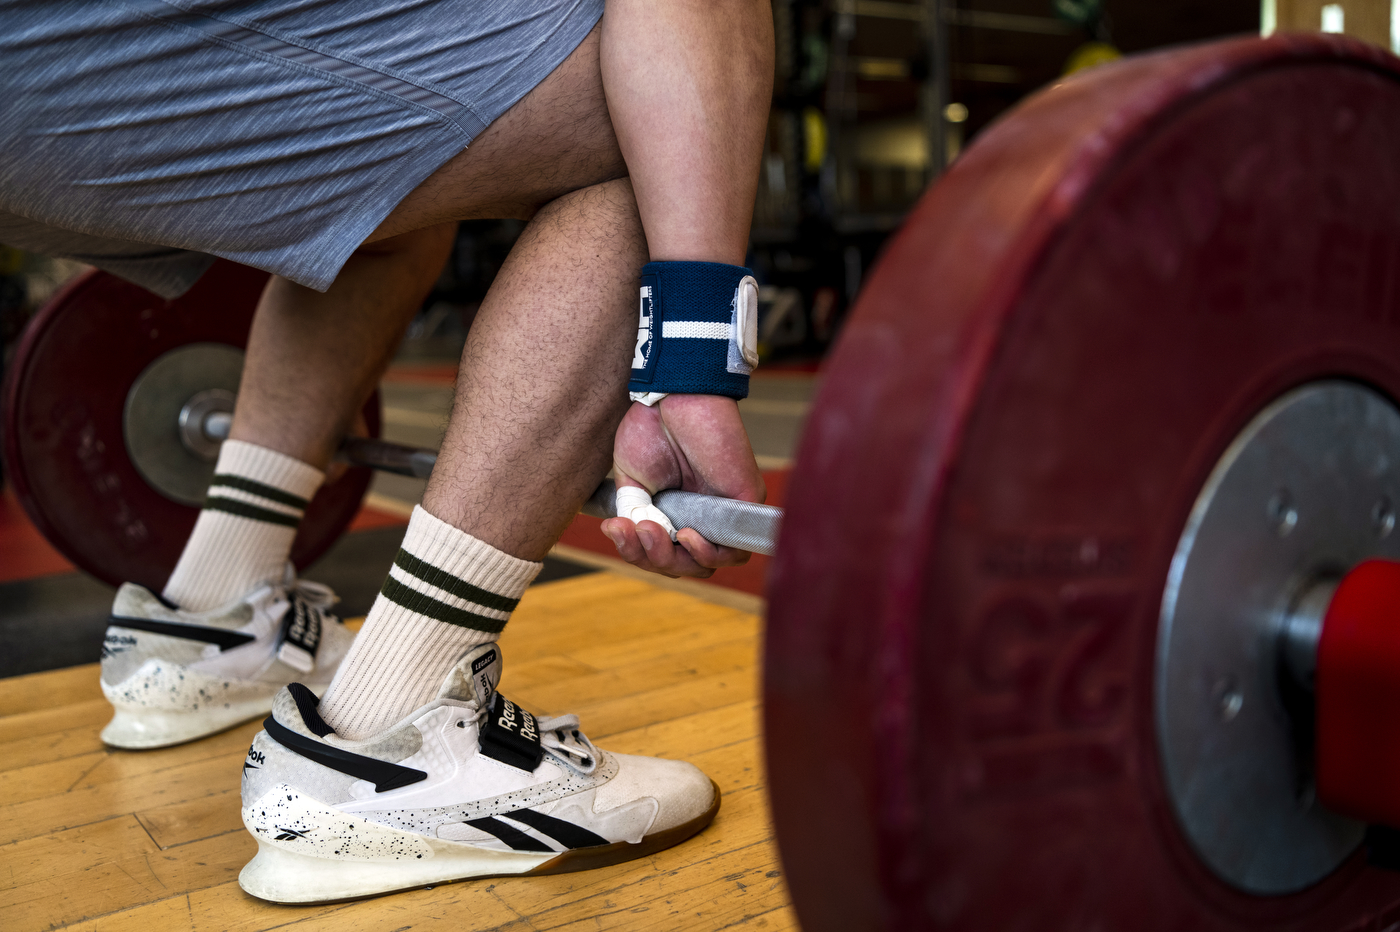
628, 261, 758, 400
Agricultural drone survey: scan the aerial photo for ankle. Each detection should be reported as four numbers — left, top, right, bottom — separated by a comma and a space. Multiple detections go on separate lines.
162, 440, 323, 611
317, 505, 541, 739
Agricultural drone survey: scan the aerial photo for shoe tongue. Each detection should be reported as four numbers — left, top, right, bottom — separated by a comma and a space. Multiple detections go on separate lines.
437, 642, 502, 707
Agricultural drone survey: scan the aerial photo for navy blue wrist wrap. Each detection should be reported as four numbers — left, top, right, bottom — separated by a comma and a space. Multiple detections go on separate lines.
628, 261, 755, 400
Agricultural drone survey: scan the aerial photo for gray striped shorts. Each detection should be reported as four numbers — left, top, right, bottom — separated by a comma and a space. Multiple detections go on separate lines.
0, 0, 603, 296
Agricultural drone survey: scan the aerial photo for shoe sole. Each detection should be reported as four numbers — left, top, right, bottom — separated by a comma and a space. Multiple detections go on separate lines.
101, 700, 277, 749
102, 680, 336, 749
238, 779, 723, 904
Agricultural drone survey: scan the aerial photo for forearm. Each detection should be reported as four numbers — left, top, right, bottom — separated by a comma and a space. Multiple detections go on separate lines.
600, 0, 774, 265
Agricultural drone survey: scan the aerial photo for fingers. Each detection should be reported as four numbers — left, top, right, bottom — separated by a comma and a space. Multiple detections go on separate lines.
601, 518, 750, 578
600, 517, 692, 577
676, 527, 751, 569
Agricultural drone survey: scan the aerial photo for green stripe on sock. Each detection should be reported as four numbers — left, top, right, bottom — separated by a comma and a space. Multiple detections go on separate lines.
203, 496, 302, 528
393, 550, 522, 613
380, 575, 508, 633
209, 474, 310, 510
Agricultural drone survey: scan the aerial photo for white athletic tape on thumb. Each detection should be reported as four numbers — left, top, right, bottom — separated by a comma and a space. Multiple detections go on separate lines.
614, 486, 679, 541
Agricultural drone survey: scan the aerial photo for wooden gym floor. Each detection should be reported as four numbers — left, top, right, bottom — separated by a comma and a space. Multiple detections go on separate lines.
0, 571, 797, 931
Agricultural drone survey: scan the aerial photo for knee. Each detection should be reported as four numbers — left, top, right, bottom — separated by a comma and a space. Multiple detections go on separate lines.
532, 177, 640, 234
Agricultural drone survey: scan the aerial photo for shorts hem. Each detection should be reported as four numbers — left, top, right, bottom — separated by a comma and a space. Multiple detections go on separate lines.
253, 130, 468, 292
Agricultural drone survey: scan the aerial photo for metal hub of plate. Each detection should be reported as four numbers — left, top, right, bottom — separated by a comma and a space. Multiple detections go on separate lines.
1157, 382, 1400, 894
178, 388, 236, 461
123, 343, 244, 506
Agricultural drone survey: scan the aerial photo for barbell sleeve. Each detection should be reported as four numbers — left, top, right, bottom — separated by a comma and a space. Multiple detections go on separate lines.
203, 410, 232, 442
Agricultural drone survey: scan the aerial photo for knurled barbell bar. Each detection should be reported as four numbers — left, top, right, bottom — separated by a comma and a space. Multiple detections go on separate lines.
193, 406, 780, 556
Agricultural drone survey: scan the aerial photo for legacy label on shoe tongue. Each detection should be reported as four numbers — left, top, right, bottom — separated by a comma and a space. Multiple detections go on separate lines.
480, 693, 544, 772
470, 646, 502, 705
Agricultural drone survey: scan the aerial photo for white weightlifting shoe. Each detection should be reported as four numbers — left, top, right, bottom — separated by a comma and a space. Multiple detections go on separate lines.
237, 643, 720, 904
99, 570, 353, 749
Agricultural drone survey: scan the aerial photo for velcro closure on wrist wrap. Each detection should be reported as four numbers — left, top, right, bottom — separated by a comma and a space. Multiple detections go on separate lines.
628, 261, 759, 399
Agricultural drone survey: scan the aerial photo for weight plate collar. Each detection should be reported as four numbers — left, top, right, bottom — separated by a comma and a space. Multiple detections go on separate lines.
1157, 382, 1400, 894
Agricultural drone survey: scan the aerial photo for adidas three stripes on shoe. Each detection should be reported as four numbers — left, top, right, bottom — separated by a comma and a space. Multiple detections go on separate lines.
237, 642, 720, 903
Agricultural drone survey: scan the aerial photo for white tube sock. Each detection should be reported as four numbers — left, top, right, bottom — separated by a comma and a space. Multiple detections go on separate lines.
317, 505, 542, 740
162, 440, 324, 612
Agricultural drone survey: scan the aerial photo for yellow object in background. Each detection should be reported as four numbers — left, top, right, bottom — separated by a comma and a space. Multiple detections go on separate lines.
0, 246, 23, 277
1063, 41, 1123, 76
803, 107, 827, 174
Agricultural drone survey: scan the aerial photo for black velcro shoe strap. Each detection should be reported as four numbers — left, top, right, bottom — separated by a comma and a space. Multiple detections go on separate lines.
276, 599, 324, 672
480, 694, 545, 772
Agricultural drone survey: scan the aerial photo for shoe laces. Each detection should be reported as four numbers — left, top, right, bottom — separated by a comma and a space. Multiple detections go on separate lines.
288, 578, 338, 612
277, 562, 339, 611
538, 712, 599, 773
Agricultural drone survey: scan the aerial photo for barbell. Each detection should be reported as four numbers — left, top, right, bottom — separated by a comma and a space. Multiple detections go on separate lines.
210, 416, 781, 559
765, 31, 1400, 931
6, 27, 1400, 932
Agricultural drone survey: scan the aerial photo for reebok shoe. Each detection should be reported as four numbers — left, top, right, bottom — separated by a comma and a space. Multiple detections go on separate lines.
237, 643, 719, 904
99, 572, 353, 749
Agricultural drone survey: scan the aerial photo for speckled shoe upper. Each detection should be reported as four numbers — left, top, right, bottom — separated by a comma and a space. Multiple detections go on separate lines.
98, 573, 354, 748
241, 644, 715, 858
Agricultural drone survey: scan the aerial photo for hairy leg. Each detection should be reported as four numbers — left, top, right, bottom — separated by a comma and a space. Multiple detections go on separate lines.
230, 224, 455, 468
422, 178, 646, 560
317, 179, 645, 737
